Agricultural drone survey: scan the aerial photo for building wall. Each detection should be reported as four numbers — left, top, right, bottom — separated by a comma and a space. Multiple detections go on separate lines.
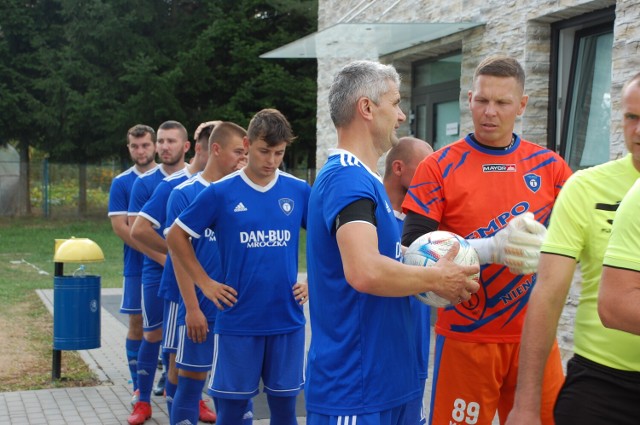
315, 0, 640, 359
317, 0, 639, 161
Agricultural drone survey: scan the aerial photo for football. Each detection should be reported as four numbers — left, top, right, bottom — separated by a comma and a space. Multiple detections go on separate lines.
403, 230, 480, 307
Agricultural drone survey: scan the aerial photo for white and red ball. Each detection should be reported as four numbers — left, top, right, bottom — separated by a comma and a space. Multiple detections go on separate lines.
403, 230, 480, 307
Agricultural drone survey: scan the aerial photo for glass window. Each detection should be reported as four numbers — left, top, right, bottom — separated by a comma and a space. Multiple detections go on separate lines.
411, 53, 461, 148
414, 53, 462, 87
434, 100, 460, 151
550, 7, 614, 170
563, 29, 613, 169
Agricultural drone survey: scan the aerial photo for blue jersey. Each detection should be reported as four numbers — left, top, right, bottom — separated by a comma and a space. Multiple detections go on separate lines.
305, 149, 420, 415
108, 166, 144, 278
167, 173, 220, 325
395, 211, 431, 381
137, 168, 193, 301
128, 165, 170, 285
175, 169, 310, 336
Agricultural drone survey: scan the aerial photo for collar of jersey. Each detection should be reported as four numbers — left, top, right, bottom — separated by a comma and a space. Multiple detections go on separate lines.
239, 168, 280, 192
328, 148, 382, 183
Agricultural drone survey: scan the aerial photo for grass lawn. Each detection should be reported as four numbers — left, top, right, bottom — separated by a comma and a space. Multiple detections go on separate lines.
0, 215, 307, 391
0, 216, 122, 391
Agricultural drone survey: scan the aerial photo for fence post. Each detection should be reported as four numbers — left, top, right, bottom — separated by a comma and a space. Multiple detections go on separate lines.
43, 157, 50, 217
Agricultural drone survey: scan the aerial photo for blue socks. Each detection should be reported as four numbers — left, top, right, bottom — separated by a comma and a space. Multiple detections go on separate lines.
267, 395, 298, 425
136, 340, 161, 403
244, 398, 254, 425
162, 351, 170, 376
165, 377, 177, 416
125, 338, 141, 391
217, 398, 250, 424
171, 376, 203, 425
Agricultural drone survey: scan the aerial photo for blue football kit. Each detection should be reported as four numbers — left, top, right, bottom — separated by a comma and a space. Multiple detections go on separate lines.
175, 169, 310, 336
167, 173, 220, 371
306, 149, 421, 417
128, 165, 169, 291
108, 164, 148, 393
133, 166, 191, 331
127, 164, 185, 405
108, 166, 145, 313
168, 173, 221, 328
175, 168, 310, 401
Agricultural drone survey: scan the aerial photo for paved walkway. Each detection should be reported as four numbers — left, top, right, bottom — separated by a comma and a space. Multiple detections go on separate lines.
0, 287, 312, 425
0, 288, 173, 425
0, 283, 494, 425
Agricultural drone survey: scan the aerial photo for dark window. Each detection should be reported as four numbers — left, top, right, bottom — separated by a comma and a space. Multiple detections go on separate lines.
549, 7, 615, 170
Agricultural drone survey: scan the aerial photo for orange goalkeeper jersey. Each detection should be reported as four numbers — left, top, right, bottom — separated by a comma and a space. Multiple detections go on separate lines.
402, 134, 572, 343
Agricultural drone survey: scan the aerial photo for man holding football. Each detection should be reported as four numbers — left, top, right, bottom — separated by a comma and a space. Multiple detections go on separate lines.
402, 54, 572, 424
305, 60, 479, 425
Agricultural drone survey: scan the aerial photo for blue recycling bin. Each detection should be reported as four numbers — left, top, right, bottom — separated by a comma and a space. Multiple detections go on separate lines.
53, 274, 101, 350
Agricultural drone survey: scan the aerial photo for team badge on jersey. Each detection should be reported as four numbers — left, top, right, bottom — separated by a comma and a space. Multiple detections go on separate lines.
278, 198, 294, 215
524, 173, 541, 193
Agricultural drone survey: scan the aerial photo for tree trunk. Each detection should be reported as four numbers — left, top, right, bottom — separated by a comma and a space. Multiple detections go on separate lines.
17, 139, 31, 216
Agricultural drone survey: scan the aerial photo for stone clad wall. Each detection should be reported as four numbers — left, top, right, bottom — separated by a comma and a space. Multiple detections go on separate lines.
315, 0, 640, 360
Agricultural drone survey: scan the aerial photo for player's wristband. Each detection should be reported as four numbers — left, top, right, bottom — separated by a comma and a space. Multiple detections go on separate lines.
467, 238, 495, 265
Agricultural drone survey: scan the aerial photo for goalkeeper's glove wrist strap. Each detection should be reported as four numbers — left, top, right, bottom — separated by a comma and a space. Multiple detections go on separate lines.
467, 237, 496, 265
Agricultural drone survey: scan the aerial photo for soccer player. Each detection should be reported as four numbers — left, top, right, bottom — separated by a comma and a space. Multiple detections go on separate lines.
168, 121, 250, 425
126, 120, 192, 425
108, 124, 157, 404
167, 108, 310, 425
305, 60, 479, 424
130, 120, 215, 422
142, 121, 218, 421
506, 72, 640, 425
383, 136, 434, 425
401, 55, 573, 425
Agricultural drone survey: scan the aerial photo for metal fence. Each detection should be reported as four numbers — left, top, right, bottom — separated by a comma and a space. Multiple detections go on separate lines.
0, 159, 314, 218
32, 159, 120, 217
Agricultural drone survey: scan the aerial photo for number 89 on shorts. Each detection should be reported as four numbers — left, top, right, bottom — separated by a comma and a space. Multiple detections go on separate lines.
451, 398, 480, 424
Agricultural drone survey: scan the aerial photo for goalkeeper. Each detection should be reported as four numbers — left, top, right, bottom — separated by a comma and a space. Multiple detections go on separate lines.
401, 54, 572, 425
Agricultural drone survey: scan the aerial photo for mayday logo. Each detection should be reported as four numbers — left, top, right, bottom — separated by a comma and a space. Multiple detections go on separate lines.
482, 164, 516, 172
240, 230, 291, 248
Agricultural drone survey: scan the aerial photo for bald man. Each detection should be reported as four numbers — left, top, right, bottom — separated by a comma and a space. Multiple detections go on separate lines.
384, 137, 434, 213
383, 136, 434, 425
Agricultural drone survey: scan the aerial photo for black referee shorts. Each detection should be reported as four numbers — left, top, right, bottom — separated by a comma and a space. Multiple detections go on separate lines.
555, 354, 640, 425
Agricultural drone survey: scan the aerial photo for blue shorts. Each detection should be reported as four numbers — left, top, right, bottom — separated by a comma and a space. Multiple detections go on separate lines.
176, 324, 215, 372
141, 282, 163, 331
162, 299, 179, 353
119, 276, 142, 314
207, 328, 305, 400
307, 404, 409, 425
402, 378, 426, 425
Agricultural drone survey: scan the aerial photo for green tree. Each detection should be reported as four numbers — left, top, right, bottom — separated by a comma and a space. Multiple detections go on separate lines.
0, 0, 63, 213
0, 0, 318, 215
173, 0, 318, 171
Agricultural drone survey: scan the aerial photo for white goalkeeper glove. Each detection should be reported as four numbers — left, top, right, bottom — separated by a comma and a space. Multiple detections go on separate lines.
467, 212, 547, 275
